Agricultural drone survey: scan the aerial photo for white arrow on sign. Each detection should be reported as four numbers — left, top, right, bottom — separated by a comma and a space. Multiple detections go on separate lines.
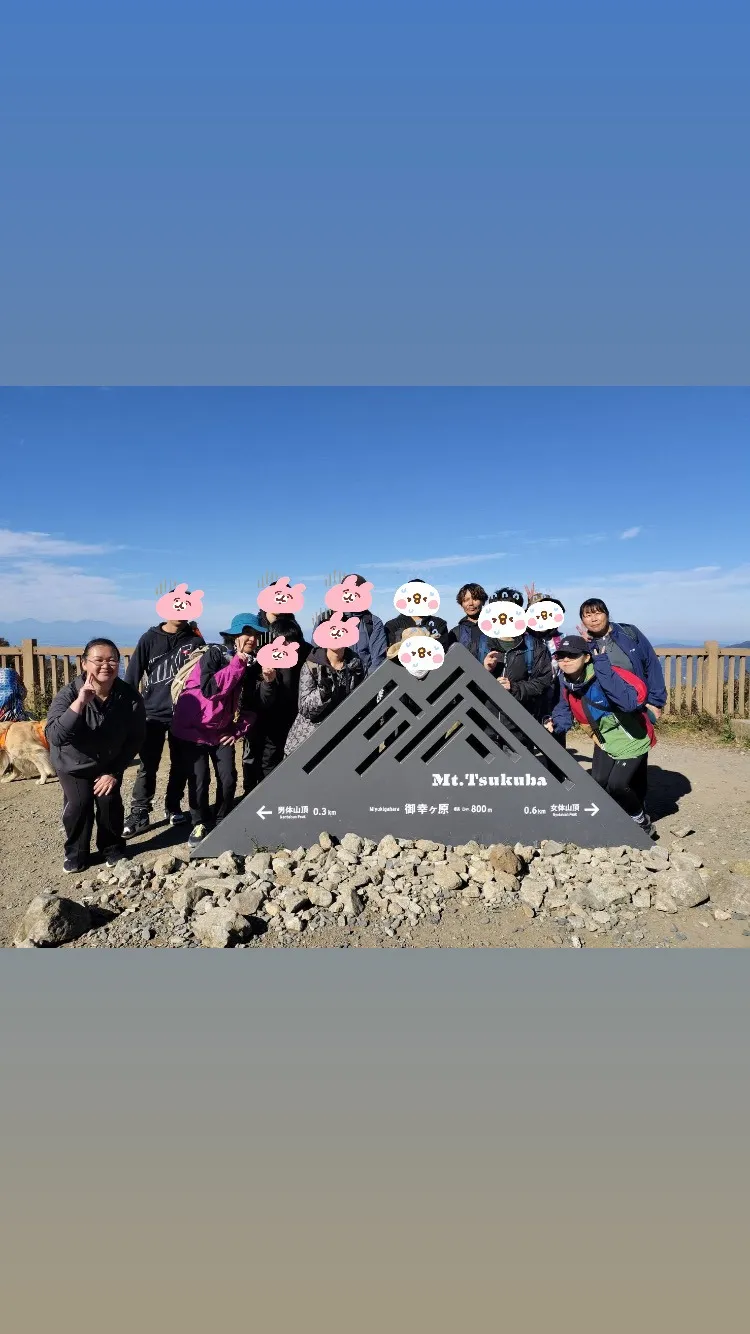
257, 806, 273, 820
584, 802, 599, 817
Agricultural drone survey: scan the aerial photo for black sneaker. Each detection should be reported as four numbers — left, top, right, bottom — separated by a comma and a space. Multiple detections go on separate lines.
634, 812, 658, 840
63, 857, 86, 875
166, 808, 190, 828
123, 811, 150, 839
188, 823, 208, 851
105, 849, 128, 868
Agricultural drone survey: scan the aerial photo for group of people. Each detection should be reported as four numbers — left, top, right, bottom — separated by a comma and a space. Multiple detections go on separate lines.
35, 575, 667, 873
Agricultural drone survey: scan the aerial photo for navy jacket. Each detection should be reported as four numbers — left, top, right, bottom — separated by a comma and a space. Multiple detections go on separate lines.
598, 622, 667, 709
343, 610, 387, 677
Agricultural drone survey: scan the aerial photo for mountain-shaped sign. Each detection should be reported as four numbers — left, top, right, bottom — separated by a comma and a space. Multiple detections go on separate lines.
194, 644, 652, 856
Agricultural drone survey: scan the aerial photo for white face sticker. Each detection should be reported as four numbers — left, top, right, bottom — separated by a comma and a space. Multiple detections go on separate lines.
397, 635, 445, 675
393, 581, 440, 616
525, 599, 565, 632
478, 600, 528, 638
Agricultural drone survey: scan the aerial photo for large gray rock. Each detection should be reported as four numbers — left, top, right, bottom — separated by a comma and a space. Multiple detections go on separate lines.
709, 872, 750, 919
192, 907, 253, 948
216, 850, 244, 874
308, 886, 334, 909
432, 866, 464, 894
653, 870, 709, 909
246, 851, 272, 874
339, 885, 364, 918
377, 834, 400, 860
341, 833, 364, 857
520, 880, 546, 911
172, 883, 213, 918
488, 844, 522, 877
232, 887, 265, 917
15, 892, 91, 947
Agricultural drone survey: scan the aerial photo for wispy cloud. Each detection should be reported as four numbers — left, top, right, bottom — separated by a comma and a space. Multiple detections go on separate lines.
620, 526, 642, 540
0, 528, 115, 558
552, 564, 750, 643
360, 551, 508, 572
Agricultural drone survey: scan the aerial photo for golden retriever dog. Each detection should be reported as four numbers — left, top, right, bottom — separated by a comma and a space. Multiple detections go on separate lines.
0, 721, 57, 784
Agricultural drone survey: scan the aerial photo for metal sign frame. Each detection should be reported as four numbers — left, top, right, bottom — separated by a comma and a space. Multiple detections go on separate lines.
194, 644, 652, 855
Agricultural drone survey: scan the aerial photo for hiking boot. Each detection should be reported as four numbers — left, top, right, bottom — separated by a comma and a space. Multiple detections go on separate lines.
63, 857, 86, 875
123, 811, 150, 838
166, 808, 190, 828
188, 824, 208, 851
105, 849, 128, 868
634, 811, 658, 840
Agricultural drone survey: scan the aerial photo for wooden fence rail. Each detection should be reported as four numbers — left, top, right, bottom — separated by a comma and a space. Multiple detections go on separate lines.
1, 637, 749, 718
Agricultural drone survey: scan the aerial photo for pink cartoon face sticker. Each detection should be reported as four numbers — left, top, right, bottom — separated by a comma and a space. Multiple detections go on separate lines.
325, 575, 374, 614
525, 599, 565, 632
313, 612, 361, 650
257, 577, 306, 615
478, 600, 528, 637
397, 635, 444, 675
155, 583, 204, 621
256, 636, 301, 670
393, 580, 440, 615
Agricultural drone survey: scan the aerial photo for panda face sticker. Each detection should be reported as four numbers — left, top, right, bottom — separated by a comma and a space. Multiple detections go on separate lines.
256, 636, 301, 670
313, 612, 361, 650
155, 583, 205, 621
257, 577, 306, 615
325, 575, 374, 614
394, 581, 440, 616
478, 600, 528, 637
525, 599, 565, 633
397, 635, 445, 675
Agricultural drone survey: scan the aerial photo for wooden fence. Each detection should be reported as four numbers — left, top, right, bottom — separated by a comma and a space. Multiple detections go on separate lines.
0, 639, 136, 705
1, 637, 749, 718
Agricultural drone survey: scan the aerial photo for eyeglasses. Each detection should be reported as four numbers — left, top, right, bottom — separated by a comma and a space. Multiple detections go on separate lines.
86, 658, 119, 667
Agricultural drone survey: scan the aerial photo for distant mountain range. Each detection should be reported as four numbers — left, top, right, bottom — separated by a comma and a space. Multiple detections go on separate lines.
2, 619, 749, 651
0, 618, 221, 647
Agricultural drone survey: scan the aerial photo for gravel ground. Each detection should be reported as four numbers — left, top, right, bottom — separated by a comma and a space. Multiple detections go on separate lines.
2, 735, 749, 949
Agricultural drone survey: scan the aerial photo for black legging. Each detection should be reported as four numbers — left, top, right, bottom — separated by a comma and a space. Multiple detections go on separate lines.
591, 747, 648, 817
178, 739, 237, 829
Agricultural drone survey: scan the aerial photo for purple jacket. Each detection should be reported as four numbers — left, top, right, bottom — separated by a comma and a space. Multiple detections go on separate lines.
171, 651, 255, 746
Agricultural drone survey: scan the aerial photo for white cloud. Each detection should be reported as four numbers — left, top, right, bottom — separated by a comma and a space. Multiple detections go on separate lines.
620, 527, 642, 540
361, 551, 508, 571
0, 559, 241, 637
0, 528, 115, 558
551, 564, 750, 644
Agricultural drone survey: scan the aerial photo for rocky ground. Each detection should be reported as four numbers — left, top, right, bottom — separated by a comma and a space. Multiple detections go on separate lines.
2, 735, 750, 948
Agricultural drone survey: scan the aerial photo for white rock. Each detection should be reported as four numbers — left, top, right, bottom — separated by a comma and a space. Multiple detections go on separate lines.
192, 907, 252, 948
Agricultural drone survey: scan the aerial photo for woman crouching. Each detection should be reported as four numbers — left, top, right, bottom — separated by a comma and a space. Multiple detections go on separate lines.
547, 634, 657, 839
46, 639, 146, 874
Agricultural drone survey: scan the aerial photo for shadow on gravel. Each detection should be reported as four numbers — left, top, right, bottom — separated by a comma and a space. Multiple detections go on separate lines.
124, 821, 191, 858
645, 765, 693, 820
88, 905, 119, 930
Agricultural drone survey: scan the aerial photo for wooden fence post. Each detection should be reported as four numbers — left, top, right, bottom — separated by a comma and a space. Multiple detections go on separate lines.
704, 640, 720, 715
21, 638, 37, 693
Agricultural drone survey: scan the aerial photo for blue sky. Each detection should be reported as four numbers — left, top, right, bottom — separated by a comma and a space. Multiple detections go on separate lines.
2, 389, 748, 645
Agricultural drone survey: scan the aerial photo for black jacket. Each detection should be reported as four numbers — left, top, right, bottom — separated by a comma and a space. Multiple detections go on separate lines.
46, 677, 146, 779
125, 624, 204, 723
484, 633, 554, 717
385, 613, 450, 649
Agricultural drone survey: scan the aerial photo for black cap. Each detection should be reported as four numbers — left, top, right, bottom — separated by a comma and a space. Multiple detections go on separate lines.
554, 635, 590, 658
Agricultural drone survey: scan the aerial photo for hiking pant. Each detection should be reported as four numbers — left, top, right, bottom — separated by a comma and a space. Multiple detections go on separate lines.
59, 771, 126, 866
591, 748, 648, 817
130, 718, 189, 816
241, 725, 289, 795
179, 739, 237, 828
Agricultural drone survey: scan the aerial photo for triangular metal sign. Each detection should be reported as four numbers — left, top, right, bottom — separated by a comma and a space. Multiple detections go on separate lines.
194, 644, 652, 856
